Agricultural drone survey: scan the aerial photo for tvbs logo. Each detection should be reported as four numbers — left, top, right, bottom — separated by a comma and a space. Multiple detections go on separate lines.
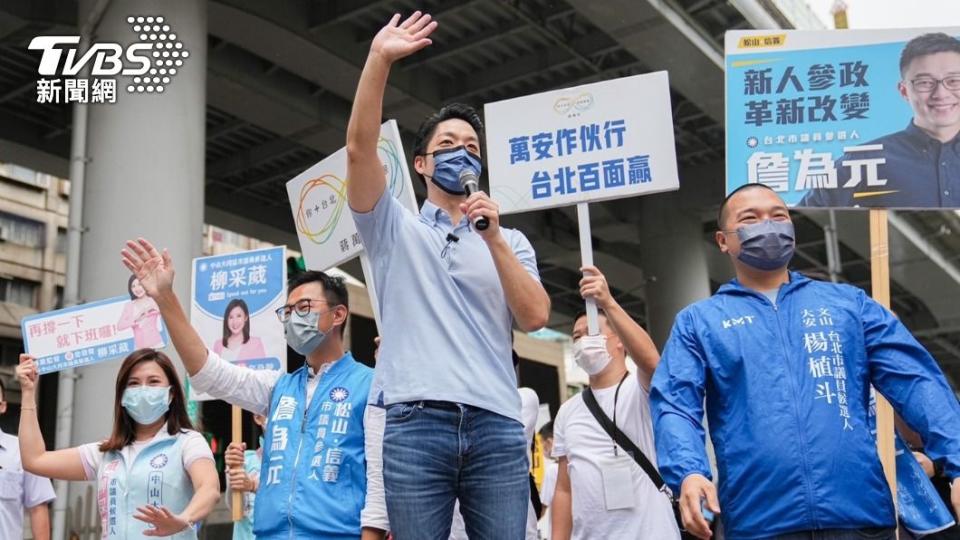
29, 16, 189, 104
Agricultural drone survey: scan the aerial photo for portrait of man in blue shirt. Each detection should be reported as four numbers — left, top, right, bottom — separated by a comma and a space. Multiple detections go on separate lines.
802, 32, 960, 208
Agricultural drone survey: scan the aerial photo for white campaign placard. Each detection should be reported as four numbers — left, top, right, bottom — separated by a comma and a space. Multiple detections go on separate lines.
23, 295, 170, 374
190, 246, 287, 401
286, 120, 418, 271
485, 72, 680, 214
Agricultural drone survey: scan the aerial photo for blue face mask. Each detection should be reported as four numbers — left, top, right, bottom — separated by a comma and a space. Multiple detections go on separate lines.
284, 309, 328, 356
121, 386, 171, 425
425, 146, 482, 195
735, 220, 796, 271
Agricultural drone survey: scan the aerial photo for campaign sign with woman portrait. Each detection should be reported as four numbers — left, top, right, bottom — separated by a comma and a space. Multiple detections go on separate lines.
189, 246, 286, 401
726, 27, 960, 209
22, 293, 171, 374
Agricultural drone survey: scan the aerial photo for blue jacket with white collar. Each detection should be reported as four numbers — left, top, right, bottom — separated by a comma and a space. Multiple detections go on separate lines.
651, 272, 960, 539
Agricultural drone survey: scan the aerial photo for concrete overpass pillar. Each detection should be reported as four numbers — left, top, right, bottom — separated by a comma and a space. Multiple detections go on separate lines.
636, 193, 712, 349
57, 1, 206, 536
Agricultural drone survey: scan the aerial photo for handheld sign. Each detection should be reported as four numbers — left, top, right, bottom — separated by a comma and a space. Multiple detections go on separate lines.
485, 72, 680, 333
725, 27, 960, 209
286, 120, 417, 330
287, 120, 417, 272
189, 246, 287, 401
485, 71, 679, 214
190, 246, 286, 522
23, 294, 169, 374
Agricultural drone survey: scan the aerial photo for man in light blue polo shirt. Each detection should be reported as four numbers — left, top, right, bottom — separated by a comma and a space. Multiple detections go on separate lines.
0, 378, 55, 540
346, 10, 551, 540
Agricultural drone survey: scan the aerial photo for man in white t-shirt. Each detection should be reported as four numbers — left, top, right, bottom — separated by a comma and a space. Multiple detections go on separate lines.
539, 421, 558, 510
551, 266, 680, 540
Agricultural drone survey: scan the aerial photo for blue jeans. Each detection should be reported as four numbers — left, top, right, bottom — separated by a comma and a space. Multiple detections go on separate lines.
768, 528, 896, 540
383, 401, 529, 540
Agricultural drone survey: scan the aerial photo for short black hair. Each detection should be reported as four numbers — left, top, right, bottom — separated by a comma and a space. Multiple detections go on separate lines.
412, 103, 485, 182
717, 183, 778, 230
0, 377, 5, 402
572, 310, 608, 329
287, 270, 349, 337
539, 420, 553, 439
900, 33, 960, 76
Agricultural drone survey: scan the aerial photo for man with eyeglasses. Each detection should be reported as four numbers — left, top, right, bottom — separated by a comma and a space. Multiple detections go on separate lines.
120, 238, 387, 540
801, 32, 960, 207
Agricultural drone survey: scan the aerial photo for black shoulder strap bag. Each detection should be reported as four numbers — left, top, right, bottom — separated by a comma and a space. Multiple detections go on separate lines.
581, 384, 703, 540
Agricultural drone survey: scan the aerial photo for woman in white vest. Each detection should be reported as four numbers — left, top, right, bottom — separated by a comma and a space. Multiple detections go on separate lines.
16, 349, 220, 539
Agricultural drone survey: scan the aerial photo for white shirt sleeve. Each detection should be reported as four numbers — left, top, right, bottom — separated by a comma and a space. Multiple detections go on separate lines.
360, 404, 389, 531
22, 470, 56, 508
179, 431, 215, 471
541, 462, 559, 507
518, 387, 540, 445
552, 404, 570, 459
189, 351, 282, 416
78, 442, 104, 481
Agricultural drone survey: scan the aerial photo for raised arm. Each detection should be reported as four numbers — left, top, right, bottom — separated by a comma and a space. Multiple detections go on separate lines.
580, 265, 659, 388
16, 355, 87, 481
122, 238, 207, 376
122, 238, 278, 414
346, 12, 437, 213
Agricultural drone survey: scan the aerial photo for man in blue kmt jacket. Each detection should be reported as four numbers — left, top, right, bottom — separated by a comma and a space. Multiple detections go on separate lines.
650, 184, 960, 540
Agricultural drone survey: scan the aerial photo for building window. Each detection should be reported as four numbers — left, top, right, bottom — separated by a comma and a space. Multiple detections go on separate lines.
0, 337, 22, 367
0, 212, 45, 248
55, 285, 64, 309
55, 227, 67, 254
0, 277, 39, 308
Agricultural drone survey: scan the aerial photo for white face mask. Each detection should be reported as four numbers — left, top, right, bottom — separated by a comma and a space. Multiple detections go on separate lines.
573, 334, 612, 375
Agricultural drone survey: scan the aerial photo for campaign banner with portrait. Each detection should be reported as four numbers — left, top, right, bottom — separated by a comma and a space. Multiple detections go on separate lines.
22, 293, 170, 374
726, 28, 960, 208
286, 119, 418, 271
190, 246, 286, 401
484, 71, 680, 214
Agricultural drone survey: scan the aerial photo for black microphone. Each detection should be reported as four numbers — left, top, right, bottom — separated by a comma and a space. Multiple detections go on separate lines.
459, 169, 489, 231
446, 232, 459, 243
